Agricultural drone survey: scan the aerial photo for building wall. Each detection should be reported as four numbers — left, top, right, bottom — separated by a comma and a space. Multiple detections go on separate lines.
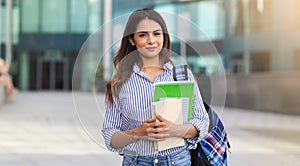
197, 72, 300, 115
226, 72, 300, 115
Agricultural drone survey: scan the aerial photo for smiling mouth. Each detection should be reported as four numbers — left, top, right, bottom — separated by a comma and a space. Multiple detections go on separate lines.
146, 47, 157, 51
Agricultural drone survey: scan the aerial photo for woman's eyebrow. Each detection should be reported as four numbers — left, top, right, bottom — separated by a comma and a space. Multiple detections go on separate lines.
154, 29, 162, 33
136, 29, 162, 33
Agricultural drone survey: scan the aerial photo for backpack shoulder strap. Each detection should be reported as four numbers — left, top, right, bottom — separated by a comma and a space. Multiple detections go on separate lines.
173, 64, 188, 81
173, 65, 209, 112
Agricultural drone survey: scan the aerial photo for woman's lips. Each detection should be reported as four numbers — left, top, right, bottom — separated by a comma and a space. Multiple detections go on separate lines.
146, 47, 157, 51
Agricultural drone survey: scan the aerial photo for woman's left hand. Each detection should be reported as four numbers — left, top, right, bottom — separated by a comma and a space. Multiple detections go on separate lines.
155, 115, 180, 138
156, 115, 197, 139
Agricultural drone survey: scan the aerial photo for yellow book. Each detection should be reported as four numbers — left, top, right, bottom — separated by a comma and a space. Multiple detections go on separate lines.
151, 98, 185, 151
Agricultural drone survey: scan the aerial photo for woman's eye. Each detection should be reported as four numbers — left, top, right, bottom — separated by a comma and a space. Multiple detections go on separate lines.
139, 34, 146, 37
154, 32, 162, 36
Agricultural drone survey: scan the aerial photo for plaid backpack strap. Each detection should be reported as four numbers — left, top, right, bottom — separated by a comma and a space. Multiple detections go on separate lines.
173, 65, 188, 81
200, 110, 229, 166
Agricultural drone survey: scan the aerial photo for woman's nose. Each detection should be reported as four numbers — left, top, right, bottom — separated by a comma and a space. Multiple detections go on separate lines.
147, 34, 155, 44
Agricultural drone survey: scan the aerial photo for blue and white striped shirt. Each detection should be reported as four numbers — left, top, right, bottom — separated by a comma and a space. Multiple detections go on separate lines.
102, 62, 209, 156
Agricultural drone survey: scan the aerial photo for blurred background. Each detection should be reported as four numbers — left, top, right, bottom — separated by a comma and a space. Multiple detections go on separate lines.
1, 0, 300, 114
0, 0, 300, 166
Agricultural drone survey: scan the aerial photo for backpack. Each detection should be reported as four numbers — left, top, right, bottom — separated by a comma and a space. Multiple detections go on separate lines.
173, 65, 231, 166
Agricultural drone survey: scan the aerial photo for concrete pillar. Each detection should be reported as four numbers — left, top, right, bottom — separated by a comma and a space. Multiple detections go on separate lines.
242, 0, 250, 74
5, 0, 12, 66
223, 0, 231, 71
81, 52, 98, 92
103, 0, 112, 81
0, 0, 2, 58
19, 52, 29, 91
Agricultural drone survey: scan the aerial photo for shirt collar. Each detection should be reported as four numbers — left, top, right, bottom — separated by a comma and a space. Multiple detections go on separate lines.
133, 61, 174, 74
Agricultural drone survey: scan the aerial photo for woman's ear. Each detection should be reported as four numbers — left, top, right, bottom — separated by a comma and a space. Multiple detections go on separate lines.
128, 37, 135, 46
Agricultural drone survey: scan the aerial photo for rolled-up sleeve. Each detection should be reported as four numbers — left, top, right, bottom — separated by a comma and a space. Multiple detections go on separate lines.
101, 100, 123, 152
185, 70, 209, 145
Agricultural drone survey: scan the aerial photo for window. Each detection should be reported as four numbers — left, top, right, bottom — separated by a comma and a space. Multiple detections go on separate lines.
21, 0, 39, 32
1, 0, 19, 43
1, 4, 6, 42
70, 0, 88, 33
230, 53, 244, 73
41, 0, 68, 33
250, 51, 270, 72
87, 0, 102, 33
196, 1, 225, 40
230, 51, 270, 73
186, 54, 224, 76
21, 0, 100, 33
154, 0, 225, 41
12, 3, 19, 43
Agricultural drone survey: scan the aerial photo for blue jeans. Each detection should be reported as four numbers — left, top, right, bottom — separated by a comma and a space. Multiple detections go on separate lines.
122, 150, 191, 166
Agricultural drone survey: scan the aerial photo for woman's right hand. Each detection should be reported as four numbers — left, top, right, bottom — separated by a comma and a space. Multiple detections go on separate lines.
135, 118, 170, 141
111, 118, 170, 149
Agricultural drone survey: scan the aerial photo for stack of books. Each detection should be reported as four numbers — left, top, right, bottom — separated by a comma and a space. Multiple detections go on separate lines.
151, 81, 194, 151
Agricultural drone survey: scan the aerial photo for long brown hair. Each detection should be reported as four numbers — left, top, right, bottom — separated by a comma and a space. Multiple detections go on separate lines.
106, 8, 173, 105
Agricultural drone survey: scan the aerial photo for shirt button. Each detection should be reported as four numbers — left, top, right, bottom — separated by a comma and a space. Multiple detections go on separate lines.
154, 159, 159, 163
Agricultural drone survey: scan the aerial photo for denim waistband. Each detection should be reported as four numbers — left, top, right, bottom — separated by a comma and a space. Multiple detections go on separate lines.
123, 149, 191, 166
124, 149, 189, 159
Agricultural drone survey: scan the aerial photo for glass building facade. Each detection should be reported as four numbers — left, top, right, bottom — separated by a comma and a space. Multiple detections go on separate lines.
1, 0, 103, 91
20, 0, 101, 33
1, 0, 225, 91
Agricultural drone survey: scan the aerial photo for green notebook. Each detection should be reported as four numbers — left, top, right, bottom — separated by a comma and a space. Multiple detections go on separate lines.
153, 81, 195, 122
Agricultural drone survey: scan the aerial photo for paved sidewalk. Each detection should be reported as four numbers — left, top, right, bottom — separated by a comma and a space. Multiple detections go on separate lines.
0, 92, 300, 166
221, 107, 300, 165
0, 92, 122, 166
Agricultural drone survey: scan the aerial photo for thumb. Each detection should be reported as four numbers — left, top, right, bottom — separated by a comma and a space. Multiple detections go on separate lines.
156, 115, 166, 122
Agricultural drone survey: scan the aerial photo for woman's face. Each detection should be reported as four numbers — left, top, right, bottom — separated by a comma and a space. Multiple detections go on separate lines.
130, 18, 164, 60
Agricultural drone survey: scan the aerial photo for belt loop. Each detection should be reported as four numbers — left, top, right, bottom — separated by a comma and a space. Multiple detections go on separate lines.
133, 155, 138, 165
167, 154, 172, 166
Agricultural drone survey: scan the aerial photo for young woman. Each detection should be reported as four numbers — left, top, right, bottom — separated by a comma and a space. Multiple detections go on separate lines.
102, 8, 209, 166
